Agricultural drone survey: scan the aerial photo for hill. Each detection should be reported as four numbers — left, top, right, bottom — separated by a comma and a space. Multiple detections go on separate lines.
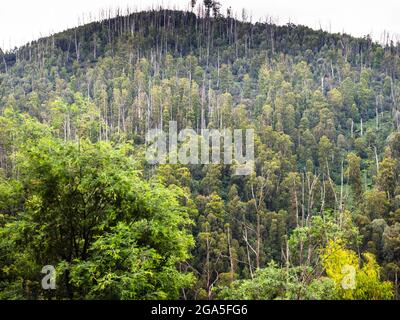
0, 7, 399, 300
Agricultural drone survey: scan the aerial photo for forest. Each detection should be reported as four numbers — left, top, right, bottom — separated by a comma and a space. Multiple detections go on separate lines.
0, 2, 400, 300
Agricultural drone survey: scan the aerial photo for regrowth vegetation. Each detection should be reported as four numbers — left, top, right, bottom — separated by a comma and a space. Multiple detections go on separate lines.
1, 4, 400, 299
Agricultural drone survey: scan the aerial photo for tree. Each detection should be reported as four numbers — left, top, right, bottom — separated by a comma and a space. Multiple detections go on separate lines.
346, 153, 363, 200
383, 223, 400, 298
196, 192, 228, 299
203, 0, 214, 17
321, 240, 393, 300
218, 262, 305, 300
218, 262, 338, 300
362, 189, 389, 220
0, 132, 194, 299
376, 156, 398, 199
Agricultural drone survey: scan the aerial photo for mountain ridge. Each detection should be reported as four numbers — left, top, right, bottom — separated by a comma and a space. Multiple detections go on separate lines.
1, 9, 397, 72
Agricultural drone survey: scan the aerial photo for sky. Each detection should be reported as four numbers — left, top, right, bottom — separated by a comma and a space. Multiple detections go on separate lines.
0, 0, 399, 51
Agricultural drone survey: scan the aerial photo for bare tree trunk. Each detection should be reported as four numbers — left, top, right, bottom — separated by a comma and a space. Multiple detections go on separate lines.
243, 215, 254, 279
374, 146, 380, 175
256, 213, 261, 269
2, 54, 7, 74
74, 30, 80, 62
339, 159, 344, 226
205, 224, 211, 299
227, 226, 235, 282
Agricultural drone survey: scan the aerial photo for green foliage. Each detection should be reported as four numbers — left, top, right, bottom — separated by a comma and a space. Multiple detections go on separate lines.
0, 120, 194, 299
1, 7, 400, 300
321, 240, 393, 300
219, 262, 339, 300
68, 222, 194, 299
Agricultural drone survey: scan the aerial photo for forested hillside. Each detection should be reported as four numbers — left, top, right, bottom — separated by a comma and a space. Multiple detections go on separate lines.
1, 5, 400, 300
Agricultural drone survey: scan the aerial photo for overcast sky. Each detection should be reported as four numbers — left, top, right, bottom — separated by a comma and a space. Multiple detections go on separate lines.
1, 0, 399, 51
